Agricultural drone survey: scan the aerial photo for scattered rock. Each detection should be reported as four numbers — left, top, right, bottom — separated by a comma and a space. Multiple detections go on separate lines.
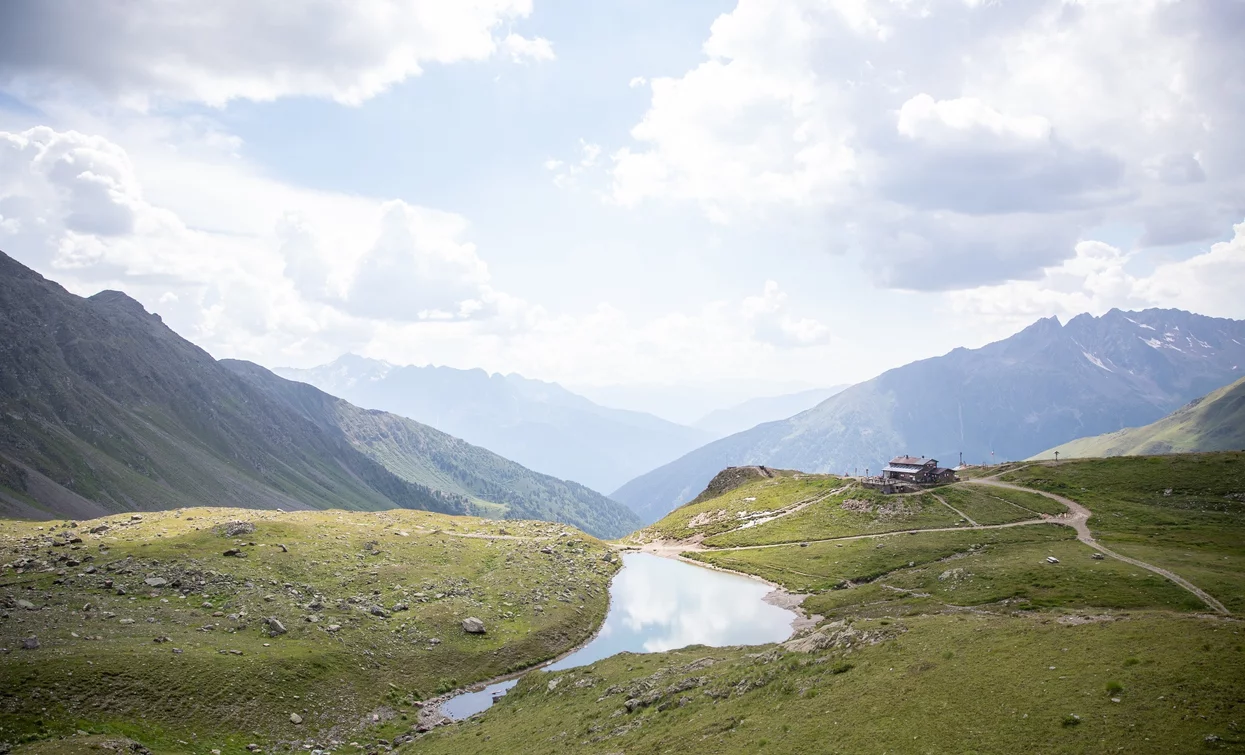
369, 605, 388, 618
144, 577, 167, 587
217, 521, 256, 537
130, 514, 143, 521
16, 599, 35, 610
290, 713, 303, 725
326, 625, 341, 632
223, 549, 244, 558
90, 524, 109, 534
266, 617, 288, 636
461, 617, 486, 634
22, 636, 40, 650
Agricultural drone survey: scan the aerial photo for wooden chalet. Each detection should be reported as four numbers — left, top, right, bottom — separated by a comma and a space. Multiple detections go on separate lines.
882, 456, 957, 484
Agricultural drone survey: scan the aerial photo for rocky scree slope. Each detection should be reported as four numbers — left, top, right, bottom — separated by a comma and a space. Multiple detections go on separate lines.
0, 251, 639, 539
613, 309, 1245, 523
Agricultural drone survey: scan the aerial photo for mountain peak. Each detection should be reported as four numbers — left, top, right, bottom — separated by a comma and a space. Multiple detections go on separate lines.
88, 290, 157, 319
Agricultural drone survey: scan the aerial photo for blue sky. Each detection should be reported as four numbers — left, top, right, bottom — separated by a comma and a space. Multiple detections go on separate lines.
0, 0, 1243, 414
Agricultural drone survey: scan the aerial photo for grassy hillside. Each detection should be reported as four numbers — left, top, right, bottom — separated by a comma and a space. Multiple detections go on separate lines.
1035, 376, 1245, 460
405, 453, 1244, 754
0, 508, 618, 752
223, 361, 641, 539
6, 455, 1242, 755
1000, 453, 1245, 612
0, 251, 639, 539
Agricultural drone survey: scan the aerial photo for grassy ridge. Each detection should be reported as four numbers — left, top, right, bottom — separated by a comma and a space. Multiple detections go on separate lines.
0, 508, 618, 753
1035, 376, 1245, 460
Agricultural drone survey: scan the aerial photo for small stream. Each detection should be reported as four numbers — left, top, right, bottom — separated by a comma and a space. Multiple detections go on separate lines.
440, 551, 798, 719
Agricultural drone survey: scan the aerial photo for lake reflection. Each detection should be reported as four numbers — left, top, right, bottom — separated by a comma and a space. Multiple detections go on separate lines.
441, 552, 797, 719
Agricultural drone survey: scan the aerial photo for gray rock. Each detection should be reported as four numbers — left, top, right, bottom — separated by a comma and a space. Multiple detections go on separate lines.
266, 617, 288, 636
369, 605, 388, 617
16, 599, 35, 610
461, 617, 486, 634
130, 514, 143, 521
290, 713, 303, 725
22, 636, 40, 650
217, 521, 255, 537
144, 577, 167, 587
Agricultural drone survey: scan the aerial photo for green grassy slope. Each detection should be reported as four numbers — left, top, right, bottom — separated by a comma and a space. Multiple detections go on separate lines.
0, 508, 618, 752
1034, 376, 1245, 460
1001, 453, 1245, 612
414, 612, 1243, 755
405, 454, 1243, 755
223, 361, 641, 539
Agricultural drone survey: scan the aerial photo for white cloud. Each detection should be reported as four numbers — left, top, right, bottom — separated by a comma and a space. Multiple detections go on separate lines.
742, 280, 832, 347
949, 221, 1245, 328
628, 77, 648, 89
0, 0, 545, 107
549, 139, 605, 190
344, 201, 493, 321
896, 94, 1051, 145
499, 33, 556, 63
0, 125, 850, 387
604, 0, 1245, 288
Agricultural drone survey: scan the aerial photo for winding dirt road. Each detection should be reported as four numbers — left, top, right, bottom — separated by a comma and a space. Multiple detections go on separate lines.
968, 478, 1229, 615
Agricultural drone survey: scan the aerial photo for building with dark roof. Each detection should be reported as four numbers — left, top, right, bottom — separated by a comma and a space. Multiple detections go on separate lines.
882, 456, 957, 484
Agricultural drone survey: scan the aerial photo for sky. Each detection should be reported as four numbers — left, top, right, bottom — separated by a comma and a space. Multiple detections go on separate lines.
1, 0, 1243, 411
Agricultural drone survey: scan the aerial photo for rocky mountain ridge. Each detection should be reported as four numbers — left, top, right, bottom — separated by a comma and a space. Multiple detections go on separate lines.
612, 308, 1245, 523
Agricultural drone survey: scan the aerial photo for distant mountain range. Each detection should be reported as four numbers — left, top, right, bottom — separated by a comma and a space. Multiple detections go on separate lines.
613, 309, 1245, 523
0, 251, 640, 539
276, 357, 712, 494
1034, 376, 1245, 460
692, 387, 847, 438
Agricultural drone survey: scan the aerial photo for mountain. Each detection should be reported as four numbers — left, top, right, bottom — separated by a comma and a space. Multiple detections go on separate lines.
275, 357, 712, 494
0, 251, 640, 538
693, 387, 848, 438
1033, 376, 1245, 459
612, 309, 1245, 523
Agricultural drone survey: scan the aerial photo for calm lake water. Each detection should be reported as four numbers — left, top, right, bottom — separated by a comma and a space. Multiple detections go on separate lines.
440, 551, 798, 719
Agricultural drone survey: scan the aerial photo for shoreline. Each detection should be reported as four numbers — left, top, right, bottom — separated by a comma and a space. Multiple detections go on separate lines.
634, 542, 822, 634
426, 556, 623, 724
430, 546, 819, 724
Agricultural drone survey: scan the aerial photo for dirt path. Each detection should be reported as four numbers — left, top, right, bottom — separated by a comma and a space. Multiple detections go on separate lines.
968, 478, 1229, 615
687, 516, 1052, 553
931, 493, 978, 526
